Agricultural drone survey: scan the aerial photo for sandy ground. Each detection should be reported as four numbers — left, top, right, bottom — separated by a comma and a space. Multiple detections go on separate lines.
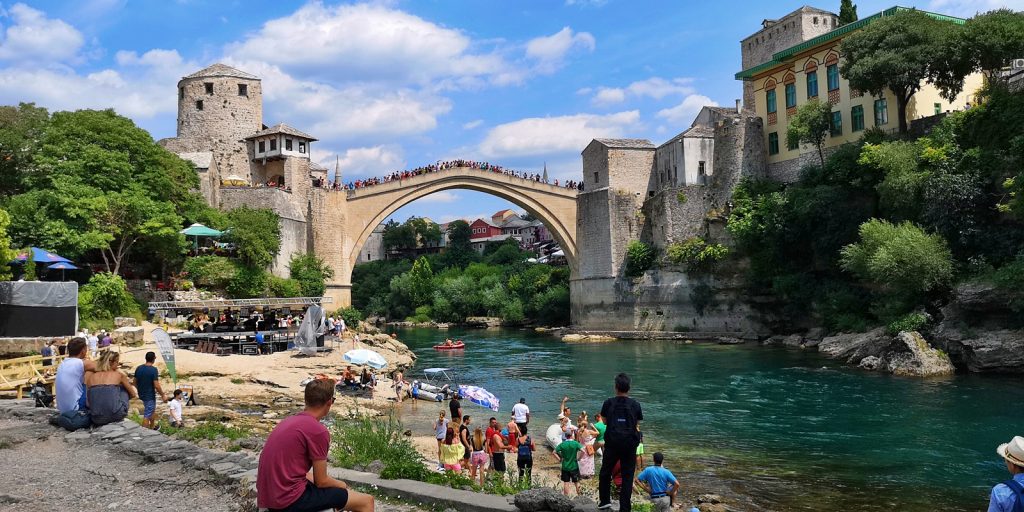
108, 322, 416, 432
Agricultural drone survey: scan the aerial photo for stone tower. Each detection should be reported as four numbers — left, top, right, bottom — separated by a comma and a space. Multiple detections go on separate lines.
739, 6, 838, 111
163, 63, 263, 203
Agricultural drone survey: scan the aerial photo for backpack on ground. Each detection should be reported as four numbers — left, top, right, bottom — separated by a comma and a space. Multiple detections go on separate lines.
605, 397, 639, 443
31, 381, 54, 408
518, 436, 532, 458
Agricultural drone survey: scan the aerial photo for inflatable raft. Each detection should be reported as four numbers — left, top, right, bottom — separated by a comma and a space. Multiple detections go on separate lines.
410, 384, 443, 402
433, 341, 465, 350
545, 423, 563, 450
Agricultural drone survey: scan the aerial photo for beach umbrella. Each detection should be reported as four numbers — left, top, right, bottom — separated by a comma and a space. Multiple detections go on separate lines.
47, 261, 78, 281
180, 223, 223, 254
14, 247, 72, 264
458, 384, 500, 412
343, 349, 387, 369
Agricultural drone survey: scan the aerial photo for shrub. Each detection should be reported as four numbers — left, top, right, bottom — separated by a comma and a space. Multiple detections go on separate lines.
176, 421, 250, 442
79, 272, 138, 322
331, 414, 431, 481
666, 237, 729, 272
335, 307, 363, 329
676, 191, 687, 204
289, 253, 335, 297
183, 256, 237, 289
225, 206, 280, 268
625, 240, 655, 277
267, 275, 302, 297
226, 265, 269, 299
840, 219, 954, 296
887, 312, 928, 335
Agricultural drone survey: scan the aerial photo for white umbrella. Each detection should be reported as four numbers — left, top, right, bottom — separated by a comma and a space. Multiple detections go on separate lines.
458, 384, 500, 412
343, 349, 387, 369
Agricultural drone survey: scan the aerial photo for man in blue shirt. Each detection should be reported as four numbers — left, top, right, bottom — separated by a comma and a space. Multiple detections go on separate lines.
255, 330, 267, 354
635, 452, 679, 512
989, 436, 1024, 512
133, 351, 166, 429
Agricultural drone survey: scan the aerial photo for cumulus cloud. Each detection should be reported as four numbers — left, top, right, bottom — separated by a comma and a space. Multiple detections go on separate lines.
656, 94, 717, 124
0, 48, 195, 119
323, 145, 406, 180
417, 191, 460, 203
927, 0, 1024, 17
226, 2, 511, 86
478, 111, 640, 158
462, 119, 483, 130
0, 3, 84, 63
525, 27, 595, 72
590, 77, 696, 106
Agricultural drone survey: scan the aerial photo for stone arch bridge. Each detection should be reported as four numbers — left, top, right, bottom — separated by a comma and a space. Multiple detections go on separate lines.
310, 167, 579, 307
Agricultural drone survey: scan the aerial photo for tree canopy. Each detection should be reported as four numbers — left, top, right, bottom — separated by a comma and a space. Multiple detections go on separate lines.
225, 206, 281, 269
786, 101, 833, 166
838, 0, 858, 26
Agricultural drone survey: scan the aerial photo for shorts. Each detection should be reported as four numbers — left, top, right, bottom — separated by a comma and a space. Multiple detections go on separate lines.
560, 468, 581, 483
471, 451, 488, 467
636, 443, 645, 456
142, 399, 156, 419
492, 452, 506, 472
269, 480, 348, 512
443, 463, 462, 472
463, 446, 470, 460
651, 496, 672, 512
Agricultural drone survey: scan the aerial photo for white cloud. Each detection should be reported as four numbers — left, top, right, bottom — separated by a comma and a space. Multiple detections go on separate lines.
589, 77, 696, 106
565, 0, 609, 6
575, 87, 593, 95
525, 27, 595, 72
927, 0, 1024, 17
326, 145, 406, 180
478, 111, 640, 158
439, 212, 490, 223
592, 87, 626, 105
417, 191, 459, 203
462, 119, 483, 130
226, 2, 512, 86
0, 48, 195, 119
0, 3, 84, 63
656, 94, 717, 124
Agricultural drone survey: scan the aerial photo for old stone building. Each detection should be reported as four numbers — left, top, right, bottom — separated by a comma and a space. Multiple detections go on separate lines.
159, 63, 318, 277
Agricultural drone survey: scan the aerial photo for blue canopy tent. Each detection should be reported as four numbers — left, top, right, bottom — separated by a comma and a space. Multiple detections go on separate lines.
14, 247, 72, 264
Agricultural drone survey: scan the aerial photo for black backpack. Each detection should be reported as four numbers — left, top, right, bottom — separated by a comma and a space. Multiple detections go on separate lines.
518, 436, 532, 458
604, 397, 639, 443
31, 381, 54, 408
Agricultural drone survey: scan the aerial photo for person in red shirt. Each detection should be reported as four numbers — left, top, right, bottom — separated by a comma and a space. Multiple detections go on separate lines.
257, 379, 375, 512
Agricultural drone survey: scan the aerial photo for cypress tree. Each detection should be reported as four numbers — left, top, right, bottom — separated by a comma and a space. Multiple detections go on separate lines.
839, 0, 858, 26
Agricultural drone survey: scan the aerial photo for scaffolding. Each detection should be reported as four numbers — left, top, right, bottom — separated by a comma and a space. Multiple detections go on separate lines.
148, 296, 333, 311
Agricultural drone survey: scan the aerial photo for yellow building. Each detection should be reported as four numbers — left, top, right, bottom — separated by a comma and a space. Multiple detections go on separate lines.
736, 6, 983, 181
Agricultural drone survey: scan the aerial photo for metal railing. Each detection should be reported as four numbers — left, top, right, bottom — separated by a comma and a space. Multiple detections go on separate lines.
148, 296, 333, 311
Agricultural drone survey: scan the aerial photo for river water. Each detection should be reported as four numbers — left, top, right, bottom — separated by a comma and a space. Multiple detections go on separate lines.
391, 327, 1022, 511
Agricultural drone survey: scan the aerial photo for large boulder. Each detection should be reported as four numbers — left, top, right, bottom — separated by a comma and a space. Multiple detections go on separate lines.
818, 328, 889, 364
514, 488, 573, 512
112, 326, 144, 347
464, 316, 502, 328
114, 317, 138, 328
879, 331, 955, 377
932, 283, 1024, 373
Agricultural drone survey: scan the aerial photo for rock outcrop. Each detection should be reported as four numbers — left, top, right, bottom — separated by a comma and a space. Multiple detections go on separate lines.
932, 283, 1024, 373
818, 328, 889, 364
879, 331, 955, 377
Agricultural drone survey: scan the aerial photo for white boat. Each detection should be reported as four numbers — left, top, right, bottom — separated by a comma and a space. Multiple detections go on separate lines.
410, 383, 443, 402
545, 423, 563, 450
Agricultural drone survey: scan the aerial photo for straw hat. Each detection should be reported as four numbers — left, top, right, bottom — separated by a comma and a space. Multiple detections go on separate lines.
997, 436, 1024, 467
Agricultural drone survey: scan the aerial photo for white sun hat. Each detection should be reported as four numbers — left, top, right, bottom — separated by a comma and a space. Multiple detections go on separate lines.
997, 436, 1024, 467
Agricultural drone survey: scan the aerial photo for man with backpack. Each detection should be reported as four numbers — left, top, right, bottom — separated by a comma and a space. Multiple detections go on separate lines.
516, 426, 535, 484
990, 435, 1024, 512
598, 373, 643, 512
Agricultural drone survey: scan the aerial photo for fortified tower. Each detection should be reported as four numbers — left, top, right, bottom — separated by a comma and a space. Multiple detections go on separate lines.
162, 63, 263, 204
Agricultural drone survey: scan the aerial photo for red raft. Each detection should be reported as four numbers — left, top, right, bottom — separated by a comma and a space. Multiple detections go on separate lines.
433, 341, 466, 350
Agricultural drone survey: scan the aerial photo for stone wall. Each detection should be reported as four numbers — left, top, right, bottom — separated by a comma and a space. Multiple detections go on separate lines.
219, 187, 308, 277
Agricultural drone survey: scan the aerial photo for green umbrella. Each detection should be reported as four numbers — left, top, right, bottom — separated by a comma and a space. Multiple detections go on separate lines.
180, 223, 223, 254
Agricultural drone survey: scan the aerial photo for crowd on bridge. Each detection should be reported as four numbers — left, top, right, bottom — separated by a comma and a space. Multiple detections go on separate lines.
312, 159, 585, 192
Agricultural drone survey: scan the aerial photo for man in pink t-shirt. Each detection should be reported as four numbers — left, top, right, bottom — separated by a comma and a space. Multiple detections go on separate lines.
257, 379, 375, 511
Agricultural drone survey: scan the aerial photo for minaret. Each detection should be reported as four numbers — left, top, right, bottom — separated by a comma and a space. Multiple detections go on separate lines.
334, 155, 341, 184
542, 162, 548, 183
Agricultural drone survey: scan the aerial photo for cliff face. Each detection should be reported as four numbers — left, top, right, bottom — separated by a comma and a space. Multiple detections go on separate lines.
932, 283, 1024, 373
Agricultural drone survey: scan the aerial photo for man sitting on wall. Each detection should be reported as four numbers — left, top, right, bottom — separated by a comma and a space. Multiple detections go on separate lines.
50, 338, 95, 431
257, 379, 375, 512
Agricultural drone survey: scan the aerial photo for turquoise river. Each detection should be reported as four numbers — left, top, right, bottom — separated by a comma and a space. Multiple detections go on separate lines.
390, 327, 1022, 511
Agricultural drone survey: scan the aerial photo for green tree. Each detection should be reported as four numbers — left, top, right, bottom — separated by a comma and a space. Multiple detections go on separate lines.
184, 256, 238, 290
382, 219, 416, 252
625, 240, 655, 277
0, 103, 49, 196
92, 189, 184, 273
443, 220, 476, 269
841, 9, 956, 134
407, 217, 442, 247
225, 206, 280, 269
840, 219, 954, 296
79, 272, 138, 322
407, 257, 434, 306
0, 209, 16, 281
786, 100, 833, 166
838, 0, 858, 26
288, 253, 335, 297
957, 9, 1024, 78
227, 265, 269, 299
21, 246, 36, 281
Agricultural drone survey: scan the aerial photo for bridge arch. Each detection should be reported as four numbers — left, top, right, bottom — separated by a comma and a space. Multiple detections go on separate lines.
344, 167, 579, 273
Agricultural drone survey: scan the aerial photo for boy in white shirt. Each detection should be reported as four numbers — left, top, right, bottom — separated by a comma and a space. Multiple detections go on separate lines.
168, 389, 184, 428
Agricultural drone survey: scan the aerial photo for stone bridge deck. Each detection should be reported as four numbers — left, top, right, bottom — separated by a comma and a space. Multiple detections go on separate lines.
343, 166, 579, 200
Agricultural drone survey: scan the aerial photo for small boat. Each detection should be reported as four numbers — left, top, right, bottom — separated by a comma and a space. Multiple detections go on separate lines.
410, 383, 443, 402
545, 423, 563, 450
433, 341, 465, 350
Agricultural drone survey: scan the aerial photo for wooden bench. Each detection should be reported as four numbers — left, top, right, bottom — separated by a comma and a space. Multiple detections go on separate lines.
0, 353, 65, 399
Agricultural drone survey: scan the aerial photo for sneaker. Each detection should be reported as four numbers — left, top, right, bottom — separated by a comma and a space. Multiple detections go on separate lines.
597, 503, 613, 510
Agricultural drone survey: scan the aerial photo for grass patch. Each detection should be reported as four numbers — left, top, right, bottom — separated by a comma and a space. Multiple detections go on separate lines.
230, 378, 246, 385
226, 444, 242, 452
176, 421, 251, 442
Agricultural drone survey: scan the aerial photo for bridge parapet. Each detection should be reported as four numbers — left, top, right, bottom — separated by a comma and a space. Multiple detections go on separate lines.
344, 166, 579, 200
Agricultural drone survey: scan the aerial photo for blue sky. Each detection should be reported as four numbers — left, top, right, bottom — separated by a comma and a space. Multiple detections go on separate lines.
3, 0, 1020, 224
